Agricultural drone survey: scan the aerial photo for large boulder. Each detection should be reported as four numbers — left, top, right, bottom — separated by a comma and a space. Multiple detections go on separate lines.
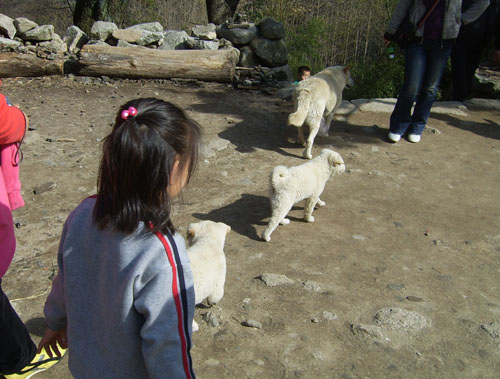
0, 36, 21, 49
0, 14, 17, 39
184, 38, 218, 50
14, 17, 38, 35
191, 24, 217, 40
112, 28, 143, 44
238, 45, 259, 67
217, 23, 257, 45
90, 21, 117, 41
160, 30, 190, 50
250, 37, 288, 67
258, 18, 285, 40
136, 30, 164, 46
38, 33, 67, 53
127, 22, 163, 33
64, 25, 89, 53
23, 25, 54, 42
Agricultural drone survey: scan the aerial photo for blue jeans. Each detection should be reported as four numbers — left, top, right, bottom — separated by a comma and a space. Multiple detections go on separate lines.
390, 43, 452, 136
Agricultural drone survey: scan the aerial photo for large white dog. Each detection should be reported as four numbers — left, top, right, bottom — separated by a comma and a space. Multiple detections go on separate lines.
288, 66, 354, 159
261, 149, 345, 242
186, 220, 231, 331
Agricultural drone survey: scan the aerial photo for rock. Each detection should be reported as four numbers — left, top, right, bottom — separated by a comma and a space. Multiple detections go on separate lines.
464, 98, 500, 111
238, 45, 259, 67
90, 21, 118, 41
127, 22, 163, 33
217, 23, 257, 45
322, 311, 338, 320
64, 25, 88, 53
480, 321, 500, 339
38, 33, 67, 53
160, 30, 190, 50
302, 280, 321, 292
136, 30, 164, 46
277, 85, 295, 100
352, 234, 366, 240
14, 17, 38, 35
0, 36, 21, 49
350, 323, 384, 339
352, 98, 397, 113
387, 283, 405, 291
207, 0, 232, 25
268, 65, 293, 81
191, 23, 217, 40
472, 72, 500, 97
112, 29, 142, 44
374, 307, 428, 333
23, 25, 54, 42
406, 296, 424, 302
202, 311, 220, 327
250, 37, 288, 67
0, 13, 16, 39
335, 100, 358, 115
259, 273, 294, 286
258, 18, 285, 40
431, 101, 468, 116
242, 319, 262, 329
33, 182, 57, 195
184, 38, 218, 50
117, 40, 140, 48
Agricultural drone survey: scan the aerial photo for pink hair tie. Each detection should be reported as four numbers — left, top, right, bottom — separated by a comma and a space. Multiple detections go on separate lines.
121, 106, 138, 120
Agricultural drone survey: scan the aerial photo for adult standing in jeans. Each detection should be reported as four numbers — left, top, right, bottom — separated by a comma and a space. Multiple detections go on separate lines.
383, 0, 490, 143
450, 0, 500, 101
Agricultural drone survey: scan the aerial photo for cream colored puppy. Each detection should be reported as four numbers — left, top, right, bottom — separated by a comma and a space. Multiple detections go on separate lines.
261, 149, 345, 242
186, 220, 230, 331
288, 66, 353, 159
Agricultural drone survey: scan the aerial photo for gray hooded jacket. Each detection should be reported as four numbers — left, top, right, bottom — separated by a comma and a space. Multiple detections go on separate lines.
386, 0, 490, 40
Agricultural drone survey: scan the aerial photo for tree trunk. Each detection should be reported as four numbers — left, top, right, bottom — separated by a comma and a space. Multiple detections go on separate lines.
0, 52, 64, 77
78, 44, 239, 83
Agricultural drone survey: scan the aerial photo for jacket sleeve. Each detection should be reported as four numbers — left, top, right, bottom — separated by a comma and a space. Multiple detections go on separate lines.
43, 219, 70, 331
133, 236, 195, 379
385, 0, 414, 38
462, 0, 490, 24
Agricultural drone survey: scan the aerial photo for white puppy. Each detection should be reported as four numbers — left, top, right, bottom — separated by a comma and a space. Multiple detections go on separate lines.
261, 149, 345, 242
288, 66, 354, 159
186, 220, 230, 331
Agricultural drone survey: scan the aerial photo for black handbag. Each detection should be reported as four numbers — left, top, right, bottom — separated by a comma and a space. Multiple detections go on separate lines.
393, 0, 441, 49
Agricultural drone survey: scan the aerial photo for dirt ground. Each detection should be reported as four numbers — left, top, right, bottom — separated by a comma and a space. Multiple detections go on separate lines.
2, 75, 500, 378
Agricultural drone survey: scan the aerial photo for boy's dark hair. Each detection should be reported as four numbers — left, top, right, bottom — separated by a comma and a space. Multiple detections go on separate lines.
94, 98, 201, 234
297, 65, 311, 76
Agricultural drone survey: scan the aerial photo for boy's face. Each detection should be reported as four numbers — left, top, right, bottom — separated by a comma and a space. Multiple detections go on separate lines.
299, 71, 311, 81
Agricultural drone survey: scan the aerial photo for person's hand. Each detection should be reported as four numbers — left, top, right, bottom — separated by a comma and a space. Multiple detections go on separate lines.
494, 50, 500, 65
383, 38, 391, 47
37, 327, 67, 358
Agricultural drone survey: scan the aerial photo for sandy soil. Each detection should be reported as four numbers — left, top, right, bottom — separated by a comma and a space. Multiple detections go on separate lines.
2, 75, 500, 378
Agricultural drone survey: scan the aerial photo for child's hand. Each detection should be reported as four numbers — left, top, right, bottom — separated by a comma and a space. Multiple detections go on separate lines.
37, 327, 67, 358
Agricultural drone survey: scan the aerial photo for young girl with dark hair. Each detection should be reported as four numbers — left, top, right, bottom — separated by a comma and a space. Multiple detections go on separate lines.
38, 98, 201, 379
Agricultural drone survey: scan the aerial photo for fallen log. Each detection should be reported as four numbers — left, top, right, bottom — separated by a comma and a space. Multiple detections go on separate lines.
78, 44, 239, 83
0, 52, 64, 77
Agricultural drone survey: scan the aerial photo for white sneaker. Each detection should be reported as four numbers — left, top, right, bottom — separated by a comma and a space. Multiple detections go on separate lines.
387, 132, 401, 142
408, 134, 421, 143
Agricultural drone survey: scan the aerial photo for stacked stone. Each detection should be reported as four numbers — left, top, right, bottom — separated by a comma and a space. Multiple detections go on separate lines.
0, 13, 68, 57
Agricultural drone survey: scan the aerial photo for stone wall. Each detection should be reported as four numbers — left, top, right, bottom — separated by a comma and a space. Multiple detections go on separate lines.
0, 13, 292, 85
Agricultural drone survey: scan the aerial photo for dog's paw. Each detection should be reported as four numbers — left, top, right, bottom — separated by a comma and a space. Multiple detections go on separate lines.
280, 218, 290, 225
317, 200, 326, 207
305, 215, 315, 222
261, 232, 271, 242
303, 150, 312, 159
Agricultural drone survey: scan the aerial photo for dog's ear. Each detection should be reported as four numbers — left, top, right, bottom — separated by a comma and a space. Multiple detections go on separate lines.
186, 224, 196, 240
328, 151, 344, 167
343, 65, 351, 73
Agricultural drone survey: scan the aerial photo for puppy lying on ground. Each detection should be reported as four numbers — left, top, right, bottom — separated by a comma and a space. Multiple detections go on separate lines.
261, 149, 345, 242
186, 220, 231, 331
288, 66, 354, 159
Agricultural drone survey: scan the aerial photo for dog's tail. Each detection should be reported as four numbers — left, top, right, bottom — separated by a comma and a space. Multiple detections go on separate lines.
270, 165, 289, 189
288, 88, 312, 127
